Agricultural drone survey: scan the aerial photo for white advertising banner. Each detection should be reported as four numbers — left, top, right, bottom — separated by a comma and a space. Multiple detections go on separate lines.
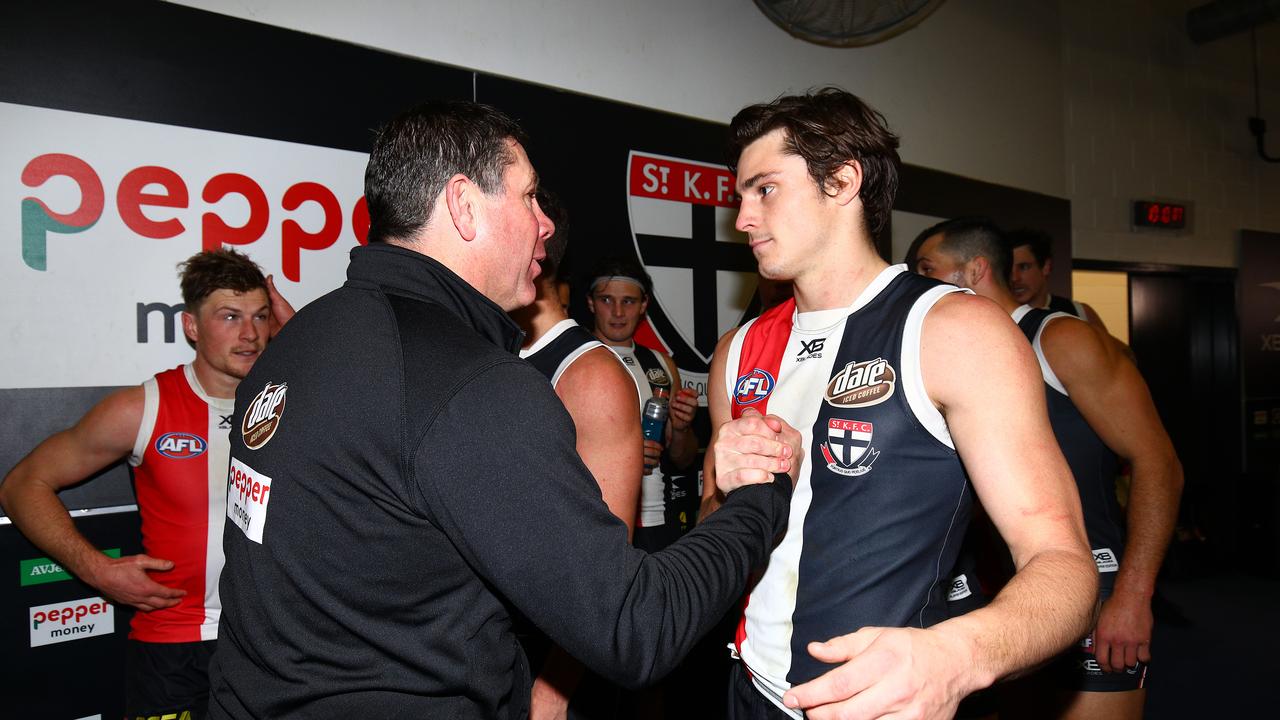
2, 101, 369, 389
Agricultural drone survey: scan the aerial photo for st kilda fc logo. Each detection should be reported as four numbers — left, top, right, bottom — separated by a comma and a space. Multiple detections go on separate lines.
242, 381, 287, 450
627, 151, 757, 379
825, 358, 896, 408
821, 419, 879, 477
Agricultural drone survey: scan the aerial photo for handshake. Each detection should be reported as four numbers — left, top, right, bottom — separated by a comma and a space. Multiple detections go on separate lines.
713, 408, 804, 494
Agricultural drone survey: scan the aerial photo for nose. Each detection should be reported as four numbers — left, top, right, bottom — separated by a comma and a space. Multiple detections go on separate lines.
535, 200, 554, 242
240, 316, 261, 342
611, 302, 625, 318
735, 198, 756, 233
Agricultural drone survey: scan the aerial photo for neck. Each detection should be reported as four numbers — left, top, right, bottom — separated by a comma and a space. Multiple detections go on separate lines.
791, 239, 890, 312
593, 331, 633, 349
1030, 289, 1051, 308
192, 358, 239, 400
512, 295, 569, 348
977, 282, 1023, 314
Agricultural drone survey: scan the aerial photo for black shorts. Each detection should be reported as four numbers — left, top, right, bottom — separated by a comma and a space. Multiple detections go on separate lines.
727, 662, 793, 720
633, 523, 684, 553
125, 639, 216, 720
1052, 577, 1149, 693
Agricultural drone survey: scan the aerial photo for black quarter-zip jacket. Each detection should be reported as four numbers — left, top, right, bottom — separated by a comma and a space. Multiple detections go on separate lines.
210, 243, 791, 718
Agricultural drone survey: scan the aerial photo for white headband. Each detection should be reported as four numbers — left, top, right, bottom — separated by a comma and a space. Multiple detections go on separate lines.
590, 275, 646, 294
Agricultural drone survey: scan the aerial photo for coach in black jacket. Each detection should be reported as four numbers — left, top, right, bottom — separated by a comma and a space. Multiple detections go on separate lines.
209, 101, 797, 718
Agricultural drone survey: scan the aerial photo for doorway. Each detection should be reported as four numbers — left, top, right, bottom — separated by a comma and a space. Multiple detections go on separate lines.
1072, 260, 1244, 572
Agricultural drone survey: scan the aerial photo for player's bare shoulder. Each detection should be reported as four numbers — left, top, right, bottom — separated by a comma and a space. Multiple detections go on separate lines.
556, 346, 640, 417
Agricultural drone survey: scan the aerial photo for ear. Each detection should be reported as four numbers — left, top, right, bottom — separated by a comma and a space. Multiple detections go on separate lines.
181, 311, 198, 345
967, 257, 990, 288
443, 173, 480, 242
639, 294, 650, 315
586, 294, 597, 314
1042, 257, 1054, 277
827, 160, 864, 206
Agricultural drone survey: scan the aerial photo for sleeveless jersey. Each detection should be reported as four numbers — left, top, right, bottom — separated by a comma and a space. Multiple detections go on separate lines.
608, 342, 676, 528
725, 265, 970, 715
1045, 294, 1086, 319
519, 319, 607, 389
127, 364, 232, 643
1014, 306, 1125, 577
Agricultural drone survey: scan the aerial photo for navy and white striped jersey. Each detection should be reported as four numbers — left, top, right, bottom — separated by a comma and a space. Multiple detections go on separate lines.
724, 265, 971, 715
1014, 306, 1125, 577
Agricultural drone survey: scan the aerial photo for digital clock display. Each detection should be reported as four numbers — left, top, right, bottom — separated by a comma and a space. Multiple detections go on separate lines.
1132, 200, 1188, 229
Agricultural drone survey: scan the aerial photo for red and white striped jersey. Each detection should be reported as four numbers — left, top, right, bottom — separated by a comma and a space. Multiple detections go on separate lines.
128, 364, 232, 643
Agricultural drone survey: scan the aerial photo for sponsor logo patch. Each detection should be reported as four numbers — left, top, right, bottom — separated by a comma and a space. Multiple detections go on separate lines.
227, 457, 273, 544
820, 419, 879, 477
30, 597, 113, 647
154, 431, 207, 459
1093, 547, 1119, 573
826, 358, 896, 408
645, 367, 671, 389
733, 368, 775, 406
20, 549, 120, 587
948, 574, 972, 602
242, 381, 287, 449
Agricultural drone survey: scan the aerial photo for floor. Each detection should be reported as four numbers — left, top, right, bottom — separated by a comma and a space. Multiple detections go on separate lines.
1144, 570, 1280, 718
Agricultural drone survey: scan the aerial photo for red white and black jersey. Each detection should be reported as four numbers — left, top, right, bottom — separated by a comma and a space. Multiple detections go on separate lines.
519, 319, 609, 390
128, 364, 232, 643
724, 266, 970, 715
1013, 306, 1125, 577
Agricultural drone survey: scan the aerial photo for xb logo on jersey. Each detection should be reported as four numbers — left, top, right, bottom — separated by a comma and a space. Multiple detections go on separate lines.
734, 368, 775, 405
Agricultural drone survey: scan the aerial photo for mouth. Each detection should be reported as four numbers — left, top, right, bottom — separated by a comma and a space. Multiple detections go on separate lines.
748, 236, 772, 252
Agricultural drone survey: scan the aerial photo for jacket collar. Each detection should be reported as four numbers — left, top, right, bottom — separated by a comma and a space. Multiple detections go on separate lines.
346, 243, 525, 354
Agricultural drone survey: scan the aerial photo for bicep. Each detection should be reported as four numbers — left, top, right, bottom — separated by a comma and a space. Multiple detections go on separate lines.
701, 331, 735, 503
1043, 322, 1175, 467
922, 298, 1086, 567
3, 387, 143, 495
558, 352, 643, 532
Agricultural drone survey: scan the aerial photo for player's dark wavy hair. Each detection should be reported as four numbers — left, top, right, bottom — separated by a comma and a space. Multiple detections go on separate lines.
178, 248, 267, 311
365, 100, 529, 244
728, 87, 901, 243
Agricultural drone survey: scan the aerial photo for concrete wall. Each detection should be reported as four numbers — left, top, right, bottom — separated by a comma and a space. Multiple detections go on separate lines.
169, 0, 1280, 269
166, 0, 1065, 194
1064, 0, 1280, 268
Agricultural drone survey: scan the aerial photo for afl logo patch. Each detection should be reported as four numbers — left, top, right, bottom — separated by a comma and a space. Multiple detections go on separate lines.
734, 368, 775, 405
825, 358, 895, 408
242, 381, 288, 450
155, 432, 207, 459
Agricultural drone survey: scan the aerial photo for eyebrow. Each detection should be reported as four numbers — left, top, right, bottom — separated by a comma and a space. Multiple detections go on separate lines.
737, 171, 778, 192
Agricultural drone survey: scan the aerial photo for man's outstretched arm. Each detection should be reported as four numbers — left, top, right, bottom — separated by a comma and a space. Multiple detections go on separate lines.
0, 387, 186, 611
783, 293, 1095, 720
530, 347, 643, 720
1041, 317, 1182, 672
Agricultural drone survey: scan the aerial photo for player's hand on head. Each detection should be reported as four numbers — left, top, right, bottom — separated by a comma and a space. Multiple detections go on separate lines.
783, 626, 973, 720
266, 274, 296, 338
89, 554, 187, 613
713, 408, 800, 493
